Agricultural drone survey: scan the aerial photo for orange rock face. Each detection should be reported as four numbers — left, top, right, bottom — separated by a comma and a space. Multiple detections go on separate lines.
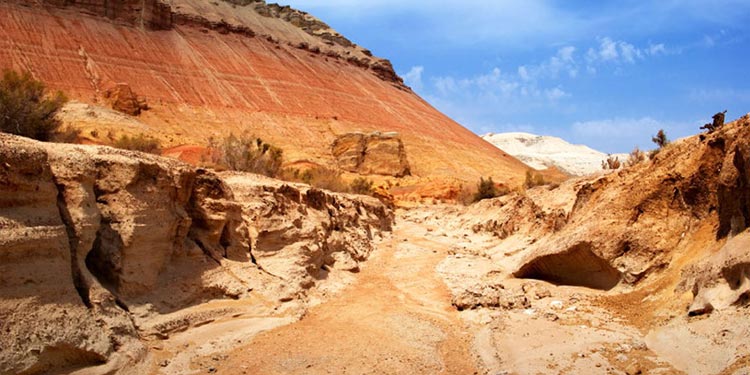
0, 1, 530, 184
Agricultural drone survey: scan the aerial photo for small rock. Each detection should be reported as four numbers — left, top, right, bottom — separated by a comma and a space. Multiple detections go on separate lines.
159, 360, 170, 367
550, 300, 564, 309
208, 367, 217, 373
544, 312, 559, 322
625, 363, 642, 375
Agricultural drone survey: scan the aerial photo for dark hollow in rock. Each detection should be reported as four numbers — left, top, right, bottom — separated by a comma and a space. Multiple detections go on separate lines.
514, 242, 621, 290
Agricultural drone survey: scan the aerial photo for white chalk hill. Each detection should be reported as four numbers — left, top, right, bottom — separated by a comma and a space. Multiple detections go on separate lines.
482, 132, 626, 176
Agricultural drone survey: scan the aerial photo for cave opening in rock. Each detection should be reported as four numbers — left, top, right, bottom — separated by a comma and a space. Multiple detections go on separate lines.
514, 242, 621, 291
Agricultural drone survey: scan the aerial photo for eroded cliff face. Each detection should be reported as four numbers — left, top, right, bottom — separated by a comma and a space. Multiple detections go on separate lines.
0, 133, 392, 375
0, 0, 530, 184
400, 114, 750, 311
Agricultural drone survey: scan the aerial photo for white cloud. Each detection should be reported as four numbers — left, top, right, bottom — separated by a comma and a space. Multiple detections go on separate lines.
545, 87, 569, 101
647, 43, 666, 55
402, 66, 424, 91
517, 46, 579, 82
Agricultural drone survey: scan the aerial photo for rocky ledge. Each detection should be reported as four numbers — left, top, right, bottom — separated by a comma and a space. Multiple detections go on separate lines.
0, 133, 393, 374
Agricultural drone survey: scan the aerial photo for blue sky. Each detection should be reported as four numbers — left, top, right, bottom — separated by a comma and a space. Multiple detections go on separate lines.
283, 1, 750, 153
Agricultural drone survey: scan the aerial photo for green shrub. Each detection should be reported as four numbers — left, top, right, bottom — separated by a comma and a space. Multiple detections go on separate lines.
113, 133, 161, 154
0, 69, 67, 141
209, 133, 283, 177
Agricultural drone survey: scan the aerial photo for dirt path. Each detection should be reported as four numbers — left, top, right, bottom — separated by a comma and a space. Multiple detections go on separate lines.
214, 212, 481, 374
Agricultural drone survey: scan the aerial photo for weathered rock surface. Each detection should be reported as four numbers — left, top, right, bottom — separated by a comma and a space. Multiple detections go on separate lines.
506, 115, 750, 292
680, 232, 750, 316
0, 133, 392, 374
103, 83, 149, 116
332, 132, 411, 177
0, 0, 530, 184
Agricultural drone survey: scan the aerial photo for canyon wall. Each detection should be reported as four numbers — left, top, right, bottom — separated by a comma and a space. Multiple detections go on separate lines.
0, 133, 393, 374
0, 0, 529, 184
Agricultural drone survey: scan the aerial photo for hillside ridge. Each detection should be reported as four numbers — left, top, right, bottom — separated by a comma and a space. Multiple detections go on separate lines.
483, 131, 628, 176
0, 0, 530, 185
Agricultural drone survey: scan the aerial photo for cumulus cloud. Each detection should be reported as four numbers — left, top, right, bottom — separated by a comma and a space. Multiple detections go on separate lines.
587, 37, 646, 64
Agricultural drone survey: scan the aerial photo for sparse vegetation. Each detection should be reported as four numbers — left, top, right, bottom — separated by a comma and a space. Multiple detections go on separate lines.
701, 110, 727, 133
474, 177, 499, 202
208, 133, 283, 177
285, 167, 376, 196
350, 177, 374, 195
524, 170, 546, 189
601, 155, 621, 170
0, 69, 68, 141
625, 146, 646, 167
113, 133, 162, 154
286, 166, 348, 192
470, 177, 510, 203
651, 129, 669, 149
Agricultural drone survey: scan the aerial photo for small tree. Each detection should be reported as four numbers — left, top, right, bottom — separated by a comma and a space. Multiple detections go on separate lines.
651, 129, 669, 149
474, 177, 498, 202
0, 69, 67, 141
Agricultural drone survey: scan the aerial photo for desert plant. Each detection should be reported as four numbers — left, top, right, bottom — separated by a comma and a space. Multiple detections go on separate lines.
306, 167, 349, 192
625, 146, 646, 167
350, 177, 374, 195
113, 133, 161, 154
524, 170, 546, 189
0, 69, 67, 141
456, 184, 476, 206
651, 129, 669, 149
601, 155, 621, 170
209, 133, 283, 177
474, 177, 498, 202
51, 126, 81, 143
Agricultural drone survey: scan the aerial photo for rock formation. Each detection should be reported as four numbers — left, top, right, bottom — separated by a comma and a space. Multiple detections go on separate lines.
331, 132, 411, 177
103, 83, 149, 116
0, 133, 392, 374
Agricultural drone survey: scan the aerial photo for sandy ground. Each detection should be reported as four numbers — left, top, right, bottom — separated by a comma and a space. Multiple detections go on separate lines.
212, 211, 481, 374
135, 207, 750, 375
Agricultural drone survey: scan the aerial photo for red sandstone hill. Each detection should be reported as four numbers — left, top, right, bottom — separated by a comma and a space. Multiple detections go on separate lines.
0, 0, 532, 186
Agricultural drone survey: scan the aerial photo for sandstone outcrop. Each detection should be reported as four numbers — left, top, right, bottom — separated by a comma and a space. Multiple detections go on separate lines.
331, 132, 411, 177
103, 83, 149, 116
680, 232, 750, 316
0, 133, 392, 374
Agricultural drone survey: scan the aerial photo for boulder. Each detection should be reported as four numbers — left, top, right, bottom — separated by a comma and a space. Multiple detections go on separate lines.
103, 83, 148, 116
331, 132, 411, 177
